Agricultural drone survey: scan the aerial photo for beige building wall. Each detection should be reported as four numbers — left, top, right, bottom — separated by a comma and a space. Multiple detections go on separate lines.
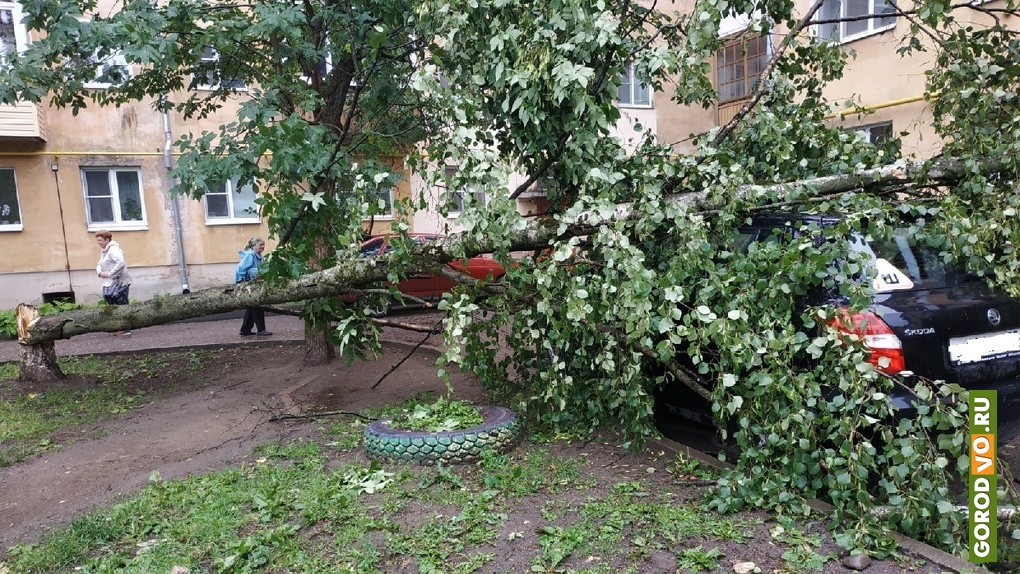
651, 0, 1015, 160
1, 92, 278, 307
0, 0, 423, 308
815, 0, 1011, 159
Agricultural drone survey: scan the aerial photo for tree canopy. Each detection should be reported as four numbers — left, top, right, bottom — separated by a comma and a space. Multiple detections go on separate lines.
5, 0, 1020, 557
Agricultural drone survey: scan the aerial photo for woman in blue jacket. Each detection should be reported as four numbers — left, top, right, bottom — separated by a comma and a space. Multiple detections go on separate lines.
235, 237, 272, 336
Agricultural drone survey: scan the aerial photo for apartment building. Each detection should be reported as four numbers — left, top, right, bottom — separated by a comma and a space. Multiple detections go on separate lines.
658, 0, 1013, 158
410, 62, 659, 235
0, 2, 411, 309
3, 0, 1004, 308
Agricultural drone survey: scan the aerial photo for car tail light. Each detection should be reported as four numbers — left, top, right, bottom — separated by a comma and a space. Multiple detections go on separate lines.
829, 310, 905, 374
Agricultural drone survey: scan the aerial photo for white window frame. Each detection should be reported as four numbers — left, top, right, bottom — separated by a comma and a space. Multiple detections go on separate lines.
0, 167, 23, 232
362, 187, 394, 221
75, 18, 132, 89
82, 51, 131, 89
81, 167, 148, 231
196, 46, 247, 91
816, 0, 897, 43
300, 52, 333, 85
0, 1, 29, 66
617, 64, 652, 108
849, 121, 893, 145
204, 177, 260, 224
445, 166, 487, 217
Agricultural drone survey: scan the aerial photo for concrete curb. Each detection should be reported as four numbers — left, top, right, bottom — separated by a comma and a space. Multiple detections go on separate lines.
647, 436, 992, 574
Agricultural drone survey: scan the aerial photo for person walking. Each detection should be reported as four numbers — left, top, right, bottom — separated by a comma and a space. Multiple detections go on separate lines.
95, 230, 133, 336
235, 237, 272, 336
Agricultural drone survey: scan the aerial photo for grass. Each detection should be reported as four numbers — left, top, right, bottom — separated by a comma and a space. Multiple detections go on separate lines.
0, 351, 220, 467
2, 421, 777, 574
0, 351, 942, 573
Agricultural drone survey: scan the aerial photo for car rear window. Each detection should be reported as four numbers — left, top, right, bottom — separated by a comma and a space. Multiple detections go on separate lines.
864, 229, 947, 291
733, 223, 950, 292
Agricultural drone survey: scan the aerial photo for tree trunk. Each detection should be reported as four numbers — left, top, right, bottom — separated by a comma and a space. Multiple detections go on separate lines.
16, 304, 66, 381
18, 341, 66, 382
303, 235, 337, 364
303, 320, 335, 365
11, 155, 1005, 377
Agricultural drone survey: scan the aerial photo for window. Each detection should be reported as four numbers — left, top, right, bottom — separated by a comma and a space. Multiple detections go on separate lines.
617, 64, 651, 107
0, 168, 22, 230
196, 46, 246, 91
75, 19, 131, 88
368, 187, 393, 219
0, 1, 28, 66
300, 56, 332, 85
82, 168, 146, 229
849, 121, 893, 145
205, 177, 259, 223
716, 34, 768, 104
445, 166, 486, 216
868, 229, 946, 291
817, 0, 896, 42
82, 50, 131, 88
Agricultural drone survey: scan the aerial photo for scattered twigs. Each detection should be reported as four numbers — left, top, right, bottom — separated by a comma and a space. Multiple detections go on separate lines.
269, 410, 375, 422
370, 322, 441, 390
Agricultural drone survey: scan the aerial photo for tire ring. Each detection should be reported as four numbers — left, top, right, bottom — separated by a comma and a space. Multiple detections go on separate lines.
364, 406, 521, 464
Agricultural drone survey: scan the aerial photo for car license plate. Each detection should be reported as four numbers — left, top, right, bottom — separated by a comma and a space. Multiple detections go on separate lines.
948, 329, 1020, 364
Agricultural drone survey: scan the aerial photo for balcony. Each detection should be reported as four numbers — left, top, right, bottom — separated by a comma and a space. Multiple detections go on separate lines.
0, 101, 48, 141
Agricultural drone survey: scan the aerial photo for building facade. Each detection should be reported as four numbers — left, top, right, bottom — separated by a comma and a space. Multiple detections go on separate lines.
3, 0, 1006, 308
0, 2, 411, 309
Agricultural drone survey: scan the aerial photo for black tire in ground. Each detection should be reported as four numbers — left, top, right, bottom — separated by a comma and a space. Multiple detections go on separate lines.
364, 406, 520, 464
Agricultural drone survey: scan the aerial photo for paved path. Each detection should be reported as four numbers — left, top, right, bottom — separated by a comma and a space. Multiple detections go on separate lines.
0, 313, 307, 363
0, 309, 445, 364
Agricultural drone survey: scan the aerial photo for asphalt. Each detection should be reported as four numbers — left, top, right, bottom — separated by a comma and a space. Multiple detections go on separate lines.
0, 311, 307, 363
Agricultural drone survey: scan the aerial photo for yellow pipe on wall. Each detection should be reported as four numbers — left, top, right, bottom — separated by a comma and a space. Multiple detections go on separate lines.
825, 93, 931, 119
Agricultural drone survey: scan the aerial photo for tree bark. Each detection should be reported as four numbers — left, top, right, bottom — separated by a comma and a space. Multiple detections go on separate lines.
16, 304, 65, 381
18, 341, 65, 382
303, 236, 337, 365
13, 155, 1007, 381
303, 320, 335, 365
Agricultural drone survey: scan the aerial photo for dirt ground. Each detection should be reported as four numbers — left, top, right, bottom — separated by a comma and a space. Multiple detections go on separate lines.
0, 340, 485, 551
0, 336, 990, 572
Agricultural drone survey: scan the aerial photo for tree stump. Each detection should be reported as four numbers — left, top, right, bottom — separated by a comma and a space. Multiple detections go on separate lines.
16, 304, 66, 382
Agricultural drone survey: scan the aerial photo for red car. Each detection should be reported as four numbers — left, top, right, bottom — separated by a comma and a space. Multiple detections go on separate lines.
356, 234, 505, 302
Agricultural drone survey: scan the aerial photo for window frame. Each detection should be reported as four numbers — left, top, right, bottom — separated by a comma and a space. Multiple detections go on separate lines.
816, 0, 897, 43
195, 45, 247, 92
204, 177, 261, 225
0, 167, 23, 232
716, 33, 769, 105
849, 121, 893, 145
81, 167, 148, 231
444, 166, 487, 217
0, 1, 28, 66
362, 186, 395, 221
75, 17, 132, 89
82, 50, 131, 89
616, 64, 652, 108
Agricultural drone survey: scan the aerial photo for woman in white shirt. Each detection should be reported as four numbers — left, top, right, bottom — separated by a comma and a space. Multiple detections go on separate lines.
95, 229, 133, 335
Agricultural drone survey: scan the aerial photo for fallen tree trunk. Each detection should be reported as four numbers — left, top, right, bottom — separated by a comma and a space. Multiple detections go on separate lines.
14, 156, 1009, 375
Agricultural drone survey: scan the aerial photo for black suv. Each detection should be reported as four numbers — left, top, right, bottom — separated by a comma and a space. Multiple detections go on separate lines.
657, 213, 1020, 442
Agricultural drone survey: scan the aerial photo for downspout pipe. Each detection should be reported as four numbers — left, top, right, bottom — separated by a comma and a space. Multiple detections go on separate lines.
162, 99, 191, 294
